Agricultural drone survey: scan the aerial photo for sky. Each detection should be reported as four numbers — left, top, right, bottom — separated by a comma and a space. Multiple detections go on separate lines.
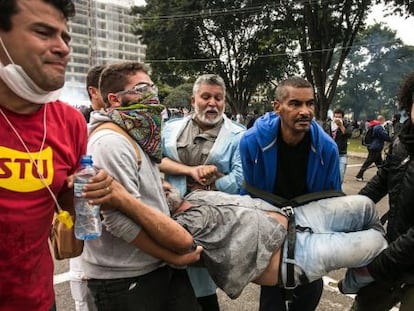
368, 4, 414, 45
133, 1, 413, 46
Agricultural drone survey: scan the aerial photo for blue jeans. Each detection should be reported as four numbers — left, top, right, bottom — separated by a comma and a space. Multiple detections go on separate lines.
339, 154, 348, 184
186, 267, 217, 297
279, 195, 387, 291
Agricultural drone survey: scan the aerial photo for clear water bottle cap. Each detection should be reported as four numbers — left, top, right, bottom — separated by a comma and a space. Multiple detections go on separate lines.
80, 155, 93, 166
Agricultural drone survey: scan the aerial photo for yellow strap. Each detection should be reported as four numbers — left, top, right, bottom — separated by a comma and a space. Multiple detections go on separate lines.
56, 210, 73, 228
89, 122, 142, 166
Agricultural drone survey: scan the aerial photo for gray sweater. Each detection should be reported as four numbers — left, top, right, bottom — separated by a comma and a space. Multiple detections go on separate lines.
81, 113, 169, 279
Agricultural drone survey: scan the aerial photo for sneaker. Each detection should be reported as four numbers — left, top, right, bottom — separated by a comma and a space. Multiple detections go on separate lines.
337, 278, 357, 294
337, 279, 345, 294
355, 177, 364, 182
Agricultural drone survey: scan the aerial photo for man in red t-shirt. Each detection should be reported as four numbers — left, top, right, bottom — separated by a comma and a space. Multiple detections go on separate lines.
0, 1, 113, 310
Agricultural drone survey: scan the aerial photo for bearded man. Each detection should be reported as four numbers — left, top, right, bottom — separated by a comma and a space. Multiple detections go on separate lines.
160, 74, 245, 310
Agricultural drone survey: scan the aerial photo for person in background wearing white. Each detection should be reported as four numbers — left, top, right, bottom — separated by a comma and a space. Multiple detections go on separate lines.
323, 108, 353, 184
70, 64, 106, 311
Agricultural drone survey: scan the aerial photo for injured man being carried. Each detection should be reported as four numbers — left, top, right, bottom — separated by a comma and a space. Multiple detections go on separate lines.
164, 186, 387, 299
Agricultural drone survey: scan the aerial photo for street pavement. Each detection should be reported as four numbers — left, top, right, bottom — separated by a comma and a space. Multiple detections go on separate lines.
53, 153, 394, 311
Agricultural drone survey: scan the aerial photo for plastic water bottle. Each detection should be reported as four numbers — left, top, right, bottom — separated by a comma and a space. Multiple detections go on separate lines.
74, 155, 102, 240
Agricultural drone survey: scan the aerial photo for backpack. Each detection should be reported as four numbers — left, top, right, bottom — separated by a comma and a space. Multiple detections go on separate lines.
362, 126, 374, 146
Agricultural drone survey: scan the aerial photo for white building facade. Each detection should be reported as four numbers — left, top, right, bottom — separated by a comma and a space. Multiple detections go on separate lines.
62, 0, 145, 106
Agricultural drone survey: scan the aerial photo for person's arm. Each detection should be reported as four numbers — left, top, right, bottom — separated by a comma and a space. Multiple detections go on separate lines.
214, 133, 244, 194
358, 148, 391, 202
159, 157, 193, 176
131, 230, 203, 266
85, 131, 195, 254
335, 118, 346, 135
65, 169, 115, 211
159, 157, 220, 186
59, 168, 114, 216
377, 125, 392, 142
101, 179, 196, 254
359, 170, 389, 203
367, 227, 414, 283
342, 122, 353, 138
368, 154, 414, 282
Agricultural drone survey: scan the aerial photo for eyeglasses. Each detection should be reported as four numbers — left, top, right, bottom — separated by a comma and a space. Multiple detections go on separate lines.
117, 83, 158, 96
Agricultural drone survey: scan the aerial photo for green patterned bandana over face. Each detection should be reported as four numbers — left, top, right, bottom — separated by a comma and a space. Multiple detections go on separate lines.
106, 91, 164, 163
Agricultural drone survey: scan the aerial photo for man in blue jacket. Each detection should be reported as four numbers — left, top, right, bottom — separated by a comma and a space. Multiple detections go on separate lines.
355, 115, 392, 181
240, 76, 341, 311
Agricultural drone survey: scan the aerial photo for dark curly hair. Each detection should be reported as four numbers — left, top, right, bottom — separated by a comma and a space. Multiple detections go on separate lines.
397, 71, 414, 113
0, 0, 75, 31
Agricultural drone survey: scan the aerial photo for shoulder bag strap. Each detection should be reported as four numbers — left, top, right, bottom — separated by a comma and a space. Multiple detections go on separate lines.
89, 122, 142, 166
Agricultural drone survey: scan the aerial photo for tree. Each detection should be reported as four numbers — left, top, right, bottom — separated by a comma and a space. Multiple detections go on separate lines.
163, 83, 193, 109
133, 1, 383, 119
283, 0, 373, 120
131, 1, 204, 87
382, 0, 414, 15
131, 1, 297, 115
334, 23, 414, 120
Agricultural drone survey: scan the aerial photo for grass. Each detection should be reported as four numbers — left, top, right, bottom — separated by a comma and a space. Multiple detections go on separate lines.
348, 137, 368, 154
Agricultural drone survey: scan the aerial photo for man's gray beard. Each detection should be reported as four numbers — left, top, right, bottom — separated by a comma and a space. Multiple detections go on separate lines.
194, 106, 223, 126
166, 187, 183, 213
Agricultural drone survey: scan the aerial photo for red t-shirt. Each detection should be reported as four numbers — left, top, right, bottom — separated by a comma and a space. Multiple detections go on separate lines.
0, 101, 87, 310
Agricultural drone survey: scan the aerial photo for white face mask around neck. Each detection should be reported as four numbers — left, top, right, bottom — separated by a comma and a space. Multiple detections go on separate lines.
0, 37, 62, 104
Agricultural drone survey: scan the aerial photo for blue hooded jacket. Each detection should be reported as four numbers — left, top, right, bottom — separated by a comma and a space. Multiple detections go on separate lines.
368, 124, 392, 151
240, 112, 341, 195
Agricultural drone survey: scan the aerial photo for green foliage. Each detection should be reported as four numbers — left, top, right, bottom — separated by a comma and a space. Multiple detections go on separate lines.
131, 1, 205, 87
163, 83, 193, 109
157, 83, 173, 103
334, 23, 414, 121
284, 0, 373, 120
131, 0, 411, 120
131, 0, 297, 115
382, 0, 414, 15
